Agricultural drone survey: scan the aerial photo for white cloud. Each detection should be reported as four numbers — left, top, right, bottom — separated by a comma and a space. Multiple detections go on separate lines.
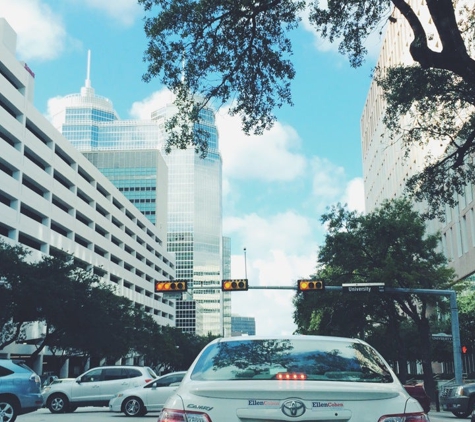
0, 0, 67, 61
217, 109, 307, 183
129, 89, 175, 120
308, 156, 348, 213
80, 0, 142, 27
45, 96, 65, 124
223, 211, 319, 336
224, 212, 318, 259
342, 177, 365, 212
311, 157, 345, 198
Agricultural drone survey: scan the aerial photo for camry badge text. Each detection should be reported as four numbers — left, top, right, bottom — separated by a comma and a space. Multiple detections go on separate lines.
187, 404, 214, 411
281, 400, 306, 417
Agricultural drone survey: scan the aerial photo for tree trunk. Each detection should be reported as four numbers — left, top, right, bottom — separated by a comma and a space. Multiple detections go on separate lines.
417, 317, 437, 402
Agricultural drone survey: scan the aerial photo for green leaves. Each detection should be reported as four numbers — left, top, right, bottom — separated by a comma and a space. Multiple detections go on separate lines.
139, 0, 305, 152
308, 0, 390, 68
375, 65, 475, 219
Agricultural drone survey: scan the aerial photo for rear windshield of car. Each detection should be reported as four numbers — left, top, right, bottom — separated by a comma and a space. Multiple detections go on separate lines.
146, 367, 158, 379
191, 338, 393, 383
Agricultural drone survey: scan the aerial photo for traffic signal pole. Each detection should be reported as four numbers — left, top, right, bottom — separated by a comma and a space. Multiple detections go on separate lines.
248, 284, 463, 385
383, 287, 463, 386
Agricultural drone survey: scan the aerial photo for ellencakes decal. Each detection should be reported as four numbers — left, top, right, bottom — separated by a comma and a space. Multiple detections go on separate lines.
312, 401, 344, 408
248, 399, 280, 406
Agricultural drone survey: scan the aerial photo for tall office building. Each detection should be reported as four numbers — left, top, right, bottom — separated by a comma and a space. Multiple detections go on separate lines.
361, 1, 475, 280
51, 54, 230, 336
150, 104, 230, 336
231, 315, 256, 336
0, 19, 176, 372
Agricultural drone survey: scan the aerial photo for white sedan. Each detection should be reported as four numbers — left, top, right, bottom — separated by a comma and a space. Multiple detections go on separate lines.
158, 335, 429, 422
109, 371, 186, 417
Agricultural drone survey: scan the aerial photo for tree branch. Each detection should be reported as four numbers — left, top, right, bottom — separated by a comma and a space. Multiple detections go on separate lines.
392, 0, 475, 82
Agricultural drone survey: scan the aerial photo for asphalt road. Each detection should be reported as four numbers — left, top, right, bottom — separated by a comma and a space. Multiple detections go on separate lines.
16, 407, 468, 422
17, 407, 159, 422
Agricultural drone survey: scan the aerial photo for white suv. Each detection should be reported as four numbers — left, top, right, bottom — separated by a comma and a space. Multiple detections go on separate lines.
42, 365, 157, 413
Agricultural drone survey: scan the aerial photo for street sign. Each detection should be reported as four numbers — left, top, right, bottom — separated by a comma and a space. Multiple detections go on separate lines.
432, 333, 453, 341
341, 283, 385, 293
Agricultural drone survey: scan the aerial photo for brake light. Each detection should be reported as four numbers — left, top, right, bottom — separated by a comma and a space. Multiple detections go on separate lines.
159, 409, 212, 422
378, 413, 430, 422
276, 372, 307, 380
144, 378, 153, 383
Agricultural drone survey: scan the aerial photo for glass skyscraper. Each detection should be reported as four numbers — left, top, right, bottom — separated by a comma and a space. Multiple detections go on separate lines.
51, 56, 230, 335
150, 105, 229, 335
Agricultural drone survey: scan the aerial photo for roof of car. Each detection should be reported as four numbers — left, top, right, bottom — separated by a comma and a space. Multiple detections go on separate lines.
87, 365, 152, 369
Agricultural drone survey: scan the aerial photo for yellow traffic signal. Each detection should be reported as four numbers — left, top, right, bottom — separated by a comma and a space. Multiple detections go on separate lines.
297, 279, 324, 292
222, 279, 248, 291
155, 280, 188, 292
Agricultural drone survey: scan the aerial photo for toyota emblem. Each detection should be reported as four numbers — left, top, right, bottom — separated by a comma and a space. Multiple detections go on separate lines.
281, 399, 306, 417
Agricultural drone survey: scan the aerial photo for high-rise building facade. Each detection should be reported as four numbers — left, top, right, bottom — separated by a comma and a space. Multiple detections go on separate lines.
0, 19, 176, 371
150, 104, 230, 336
231, 315, 256, 336
51, 55, 230, 336
361, 1, 475, 280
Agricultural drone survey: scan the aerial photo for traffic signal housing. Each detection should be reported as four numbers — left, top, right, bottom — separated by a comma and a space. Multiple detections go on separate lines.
222, 279, 248, 291
155, 280, 188, 292
297, 279, 324, 292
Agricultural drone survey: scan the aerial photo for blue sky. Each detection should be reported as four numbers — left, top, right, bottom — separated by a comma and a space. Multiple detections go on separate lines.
1, 0, 382, 336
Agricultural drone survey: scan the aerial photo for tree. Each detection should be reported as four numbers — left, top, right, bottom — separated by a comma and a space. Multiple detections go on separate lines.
142, 326, 217, 373
293, 199, 455, 400
0, 240, 217, 372
0, 242, 146, 365
453, 282, 475, 354
139, 0, 475, 216
0, 241, 33, 348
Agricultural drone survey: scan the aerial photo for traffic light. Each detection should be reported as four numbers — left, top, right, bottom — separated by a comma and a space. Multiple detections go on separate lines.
222, 279, 248, 291
155, 280, 188, 292
462, 345, 471, 354
297, 279, 324, 292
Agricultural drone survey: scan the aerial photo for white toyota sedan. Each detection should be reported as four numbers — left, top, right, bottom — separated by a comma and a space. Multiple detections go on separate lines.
158, 335, 429, 422
109, 371, 186, 417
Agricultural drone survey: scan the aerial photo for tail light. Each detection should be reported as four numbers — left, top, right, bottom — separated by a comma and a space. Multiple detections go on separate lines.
276, 372, 307, 380
159, 409, 212, 422
378, 413, 430, 422
144, 378, 153, 383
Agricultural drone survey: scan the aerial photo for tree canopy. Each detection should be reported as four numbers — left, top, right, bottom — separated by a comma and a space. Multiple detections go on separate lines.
139, 0, 475, 216
293, 199, 456, 398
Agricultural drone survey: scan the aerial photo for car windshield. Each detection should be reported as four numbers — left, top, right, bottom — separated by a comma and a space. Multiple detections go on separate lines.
191, 338, 393, 383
